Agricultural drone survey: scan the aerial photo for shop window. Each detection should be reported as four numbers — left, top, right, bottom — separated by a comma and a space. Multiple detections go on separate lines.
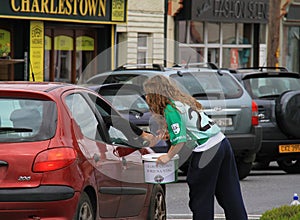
0, 28, 11, 80
45, 27, 97, 83
54, 35, 73, 82
0, 29, 11, 58
178, 21, 254, 68
286, 27, 300, 72
76, 36, 95, 81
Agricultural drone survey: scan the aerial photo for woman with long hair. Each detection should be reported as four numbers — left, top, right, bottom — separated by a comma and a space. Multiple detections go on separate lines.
143, 75, 247, 220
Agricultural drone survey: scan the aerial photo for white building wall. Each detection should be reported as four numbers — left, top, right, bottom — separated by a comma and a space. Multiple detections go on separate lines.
116, 0, 165, 66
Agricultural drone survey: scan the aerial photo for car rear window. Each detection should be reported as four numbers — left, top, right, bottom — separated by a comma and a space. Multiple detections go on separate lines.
100, 89, 149, 112
170, 71, 243, 99
244, 76, 300, 98
0, 98, 57, 142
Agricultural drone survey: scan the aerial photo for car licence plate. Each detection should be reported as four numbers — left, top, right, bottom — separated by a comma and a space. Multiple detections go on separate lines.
214, 117, 232, 127
279, 144, 300, 153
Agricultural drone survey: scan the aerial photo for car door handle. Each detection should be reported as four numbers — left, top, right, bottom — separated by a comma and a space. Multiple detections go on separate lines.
0, 160, 8, 166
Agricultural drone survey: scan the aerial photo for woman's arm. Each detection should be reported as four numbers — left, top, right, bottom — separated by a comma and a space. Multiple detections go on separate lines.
156, 142, 185, 164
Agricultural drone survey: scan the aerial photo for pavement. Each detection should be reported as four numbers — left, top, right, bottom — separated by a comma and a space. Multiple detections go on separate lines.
167, 214, 261, 219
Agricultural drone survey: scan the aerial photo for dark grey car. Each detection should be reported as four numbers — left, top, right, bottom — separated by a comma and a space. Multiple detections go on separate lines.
231, 67, 300, 173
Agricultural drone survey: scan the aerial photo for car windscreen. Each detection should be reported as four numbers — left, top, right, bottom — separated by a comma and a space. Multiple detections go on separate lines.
0, 98, 57, 142
170, 71, 243, 99
244, 76, 300, 98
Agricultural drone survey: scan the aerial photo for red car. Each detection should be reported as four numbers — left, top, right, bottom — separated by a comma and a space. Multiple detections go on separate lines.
0, 82, 166, 220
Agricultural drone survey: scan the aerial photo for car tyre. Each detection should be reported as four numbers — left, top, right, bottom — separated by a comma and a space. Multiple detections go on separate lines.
74, 191, 95, 220
277, 159, 300, 174
147, 184, 166, 220
276, 90, 300, 138
236, 161, 252, 180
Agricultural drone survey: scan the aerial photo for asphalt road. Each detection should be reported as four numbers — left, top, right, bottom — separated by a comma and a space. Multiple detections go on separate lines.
166, 163, 300, 219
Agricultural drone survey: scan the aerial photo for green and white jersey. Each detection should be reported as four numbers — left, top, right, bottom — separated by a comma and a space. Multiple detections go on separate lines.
164, 101, 224, 152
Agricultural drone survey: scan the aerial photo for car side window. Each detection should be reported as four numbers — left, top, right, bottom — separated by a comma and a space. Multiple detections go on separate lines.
65, 93, 103, 141
89, 94, 139, 146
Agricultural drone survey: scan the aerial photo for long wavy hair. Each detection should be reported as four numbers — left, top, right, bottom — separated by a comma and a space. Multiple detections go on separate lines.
143, 75, 202, 115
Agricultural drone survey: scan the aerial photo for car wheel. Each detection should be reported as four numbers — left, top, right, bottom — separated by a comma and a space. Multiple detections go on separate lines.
236, 161, 252, 180
276, 90, 300, 138
74, 192, 95, 220
147, 185, 166, 220
277, 159, 300, 174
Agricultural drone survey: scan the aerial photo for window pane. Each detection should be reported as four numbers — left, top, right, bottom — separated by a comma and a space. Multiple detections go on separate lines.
238, 23, 252, 44
207, 23, 220, 43
190, 21, 203, 43
137, 51, 147, 64
178, 21, 187, 43
65, 93, 101, 141
138, 34, 147, 47
223, 23, 236, 44
222, 48, 251, 68
260, 24, 267, 44
208, 48, 219, 66
0, 98, 56, 142
179, 47, 204, 64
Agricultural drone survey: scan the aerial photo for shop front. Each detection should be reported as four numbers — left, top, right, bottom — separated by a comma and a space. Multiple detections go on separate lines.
282, 1, 300, 73
174, 0, 269, 68
0, 0, 127, 83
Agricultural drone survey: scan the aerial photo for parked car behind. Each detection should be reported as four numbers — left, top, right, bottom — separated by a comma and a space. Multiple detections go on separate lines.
230, 67, 300, 173
84, 63, 262, 180
0, 82, 166, 220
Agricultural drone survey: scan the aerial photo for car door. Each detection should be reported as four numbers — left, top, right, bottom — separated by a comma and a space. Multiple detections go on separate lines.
85, 92, 150, 217
63, 91, 123, 218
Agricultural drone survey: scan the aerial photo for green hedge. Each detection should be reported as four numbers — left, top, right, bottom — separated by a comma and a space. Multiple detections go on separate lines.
260, 205, 300, 220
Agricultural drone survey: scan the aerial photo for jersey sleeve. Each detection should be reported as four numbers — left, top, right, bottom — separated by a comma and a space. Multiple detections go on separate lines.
164, 104, 187, 145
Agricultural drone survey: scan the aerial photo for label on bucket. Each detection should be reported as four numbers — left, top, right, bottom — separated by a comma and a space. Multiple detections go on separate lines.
142, 153, 178, 184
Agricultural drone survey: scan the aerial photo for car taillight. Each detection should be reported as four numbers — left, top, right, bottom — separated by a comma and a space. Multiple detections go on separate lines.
33, 147, 76, 172
252, 100, 259, 126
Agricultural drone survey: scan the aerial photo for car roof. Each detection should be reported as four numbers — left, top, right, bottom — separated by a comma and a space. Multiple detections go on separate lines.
0, 81, 75, 92
226, 67, 300, 80
86, 67, 220, 84
85, 63, 221, 83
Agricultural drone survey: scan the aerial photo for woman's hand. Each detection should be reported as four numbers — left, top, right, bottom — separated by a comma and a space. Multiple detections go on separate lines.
156, 154, 171, 165
156, 142, 185, 165
141, 131, 164, 147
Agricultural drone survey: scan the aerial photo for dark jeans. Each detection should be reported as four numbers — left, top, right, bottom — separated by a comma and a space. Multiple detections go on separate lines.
187, 138, 248, 220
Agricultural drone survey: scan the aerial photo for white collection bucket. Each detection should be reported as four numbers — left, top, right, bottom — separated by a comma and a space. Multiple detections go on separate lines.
142, 153, 179, 184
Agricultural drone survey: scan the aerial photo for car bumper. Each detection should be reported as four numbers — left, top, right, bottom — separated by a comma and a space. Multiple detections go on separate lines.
0, 185, 79, 220
256, 139, 300, 162
226, 125, 262, 157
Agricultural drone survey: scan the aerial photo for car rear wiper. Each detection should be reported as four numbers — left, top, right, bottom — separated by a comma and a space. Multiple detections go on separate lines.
192, 92, 223, 99
258, 94, 280, 99
0, 127, 33, 133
